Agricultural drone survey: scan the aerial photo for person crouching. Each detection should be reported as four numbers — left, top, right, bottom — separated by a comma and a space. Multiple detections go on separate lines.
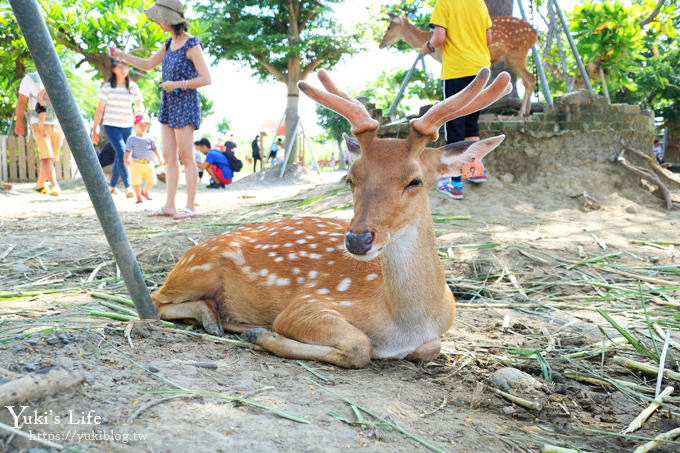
195, 138, 233, 188
124, 114, 163, 203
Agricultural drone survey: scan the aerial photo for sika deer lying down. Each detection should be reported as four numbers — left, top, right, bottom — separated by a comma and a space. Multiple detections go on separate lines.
151, 67, 511, 368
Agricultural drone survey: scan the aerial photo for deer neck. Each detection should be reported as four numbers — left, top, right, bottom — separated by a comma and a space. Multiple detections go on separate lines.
400, 22, 432, 49
379, 207, 449, 318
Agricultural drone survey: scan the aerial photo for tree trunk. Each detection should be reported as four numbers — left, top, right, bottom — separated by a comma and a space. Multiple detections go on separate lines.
337, 138, 346, 170
284, 56, 302, 166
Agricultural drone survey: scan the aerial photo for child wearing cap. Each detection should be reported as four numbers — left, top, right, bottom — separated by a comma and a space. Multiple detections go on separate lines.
124, 114, 162, 203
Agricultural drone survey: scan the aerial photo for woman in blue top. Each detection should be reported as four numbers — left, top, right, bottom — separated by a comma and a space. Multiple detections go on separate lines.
111, 0, 210, 219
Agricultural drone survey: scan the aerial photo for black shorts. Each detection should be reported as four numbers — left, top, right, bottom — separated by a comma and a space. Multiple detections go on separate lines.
442, 76, 480, 144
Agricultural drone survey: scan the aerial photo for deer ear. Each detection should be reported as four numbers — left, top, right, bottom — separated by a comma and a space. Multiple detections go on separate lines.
439, 135, 505, 177
387, 12, 397, 20
343, 133, 361, 161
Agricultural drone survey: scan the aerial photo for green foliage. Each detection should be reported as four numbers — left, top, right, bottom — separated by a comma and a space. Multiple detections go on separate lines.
358, 68, 438, 116
567, 0, 679, 121
216, 117, 232, 135
315, 103, 350, 143
199, 91, 215, 123
571, 1, 645, 92
196, 0, 366, 83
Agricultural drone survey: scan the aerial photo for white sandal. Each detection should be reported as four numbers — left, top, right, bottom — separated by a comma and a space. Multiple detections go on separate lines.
173, 208, 195, 220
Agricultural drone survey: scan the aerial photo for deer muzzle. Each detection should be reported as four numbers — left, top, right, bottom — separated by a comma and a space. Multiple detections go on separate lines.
345, 231, 375, 256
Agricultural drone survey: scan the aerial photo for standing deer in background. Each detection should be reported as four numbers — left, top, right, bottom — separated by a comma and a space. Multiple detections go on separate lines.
151, 67, 511, 368
379, 14, 537, 116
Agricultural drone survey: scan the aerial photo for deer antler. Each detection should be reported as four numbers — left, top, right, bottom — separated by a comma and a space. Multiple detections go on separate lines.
411, 68, 511, 139
298, 70, 379, 135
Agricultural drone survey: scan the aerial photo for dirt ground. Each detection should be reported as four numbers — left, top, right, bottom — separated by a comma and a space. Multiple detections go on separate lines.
1, 162, 679, 453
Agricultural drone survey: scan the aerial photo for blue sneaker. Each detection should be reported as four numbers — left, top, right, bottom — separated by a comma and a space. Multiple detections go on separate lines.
436, 180, 464, 200
468, 168, 487, 183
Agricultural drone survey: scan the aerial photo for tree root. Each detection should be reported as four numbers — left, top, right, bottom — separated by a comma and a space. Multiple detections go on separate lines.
617, 148, 679, 210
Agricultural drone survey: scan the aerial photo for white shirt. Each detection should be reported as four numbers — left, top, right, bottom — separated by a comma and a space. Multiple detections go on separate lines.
18, 72, 59, 126
98, 81, 143, 128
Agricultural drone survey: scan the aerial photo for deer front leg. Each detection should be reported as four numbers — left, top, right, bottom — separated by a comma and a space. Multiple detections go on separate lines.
242, 306, 372, 368
405, 338, 441, 363
155, 300, 224, 337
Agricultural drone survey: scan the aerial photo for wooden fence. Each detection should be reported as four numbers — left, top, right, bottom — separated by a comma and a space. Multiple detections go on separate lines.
0, 135, 76, 182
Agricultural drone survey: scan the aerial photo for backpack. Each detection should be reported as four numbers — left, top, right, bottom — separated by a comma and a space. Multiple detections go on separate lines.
223, 149, 243, 172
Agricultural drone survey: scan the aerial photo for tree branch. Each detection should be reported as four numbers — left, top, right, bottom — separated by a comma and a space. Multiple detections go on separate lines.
253, 54, 286, 84
300, 57, 324, 80
617, 153, 672, 210
299, 2, 321, 31
637, 0, 666, 27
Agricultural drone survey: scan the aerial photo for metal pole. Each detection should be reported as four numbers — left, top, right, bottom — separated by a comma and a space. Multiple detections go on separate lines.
516, 0, 552, 106
279, 117, 300, 177
551, 0, 596, 98
299, 121, 320, 175
547, 0, 573, 91
387, 53, 424, 118
9, 0, 157, 319
598, 66, 610, 103
267, 111, 286, 166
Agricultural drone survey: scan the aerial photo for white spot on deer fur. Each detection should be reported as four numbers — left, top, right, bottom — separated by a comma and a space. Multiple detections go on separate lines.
269, 231, 279, 236
328, 232, 343, 236
243, 266, 252, 273
230, 242, 240, 247
274, 257, 284, 262
337, 278, 351, 292
254, 244, 262, 249
210, 246, 219, 252
221, 249, 245, 266
186, 254, 195, 263
296, 239, 307, 244
294, 230, 304, 234
262, 244, 270, 250
296, 277, 304, 283
276, 278, 290, 286
266, 274, 278, 286
305, 235, 316, 240
292, 267, 300, 275
259, 269, 269, 277
284, 242, 293, 247
299, 251, 308, 257
308, 281, 317, 288
329, 237, 339, 242
328, 261, 335, 265
308, 270, 318, 279
317, 231, 328, 235
190, 263, 213, 272
309, 253, 322, 259
268, 252, 277, 257
309, 243, 318, 249
326, 247, 334, 252
288, 253, 297, 260
316, 288, 330, 295
366, 273, 378, 280
339, 301, 353, 307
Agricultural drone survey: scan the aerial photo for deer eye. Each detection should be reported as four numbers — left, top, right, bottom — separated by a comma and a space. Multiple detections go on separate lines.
346, 176, 354, 187
405, 178, 422, 190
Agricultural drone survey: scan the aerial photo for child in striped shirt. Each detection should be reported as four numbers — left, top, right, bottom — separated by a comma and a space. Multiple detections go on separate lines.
124, 114, 162, 203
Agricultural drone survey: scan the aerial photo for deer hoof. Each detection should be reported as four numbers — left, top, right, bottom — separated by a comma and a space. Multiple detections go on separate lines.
197, 314, 224, 337
242, 327, 274, 344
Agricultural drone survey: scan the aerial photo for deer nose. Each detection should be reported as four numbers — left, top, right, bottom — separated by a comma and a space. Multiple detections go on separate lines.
345, 231, 375, 255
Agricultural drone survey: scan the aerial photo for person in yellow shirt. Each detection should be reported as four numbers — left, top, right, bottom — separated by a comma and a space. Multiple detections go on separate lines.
422, 0, 492, 199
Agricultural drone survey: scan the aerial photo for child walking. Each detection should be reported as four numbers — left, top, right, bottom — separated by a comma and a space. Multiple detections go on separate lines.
124, 114, 162, 204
